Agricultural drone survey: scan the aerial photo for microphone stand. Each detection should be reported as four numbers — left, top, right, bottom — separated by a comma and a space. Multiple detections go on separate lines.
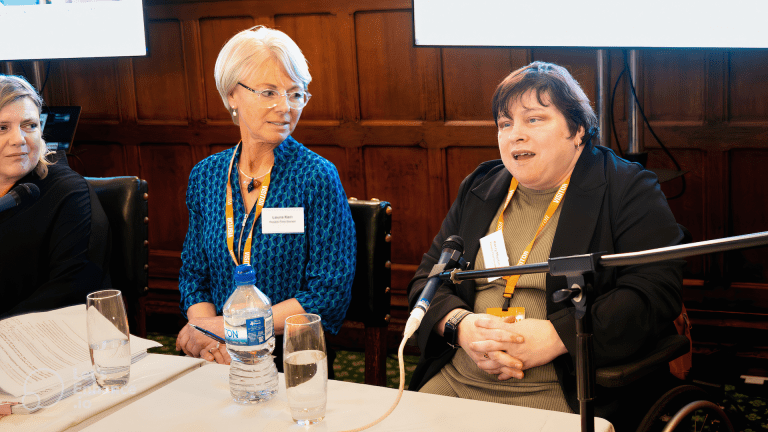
438, 231, 768, 432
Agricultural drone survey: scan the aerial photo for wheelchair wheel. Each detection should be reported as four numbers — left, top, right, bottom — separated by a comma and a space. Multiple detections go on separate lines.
636, 384, 716, 432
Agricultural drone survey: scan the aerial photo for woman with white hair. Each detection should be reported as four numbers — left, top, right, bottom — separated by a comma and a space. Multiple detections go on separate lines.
0, 74, 109, 319
175, 26, 356, 370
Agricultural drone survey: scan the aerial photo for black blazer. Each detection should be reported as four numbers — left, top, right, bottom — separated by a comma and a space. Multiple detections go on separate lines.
407, 141, 684, 425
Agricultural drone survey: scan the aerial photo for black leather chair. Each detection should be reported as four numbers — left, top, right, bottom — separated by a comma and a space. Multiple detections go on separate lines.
345, 198, 392, 386
85, 176, 149, 336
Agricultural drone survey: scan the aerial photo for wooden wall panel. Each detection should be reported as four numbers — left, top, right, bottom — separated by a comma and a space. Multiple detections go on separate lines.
364, 147, 435, 264
276, 14, 340, 121
68, 143, 128, 178
728, 149, 768, 283
643, 49, 707, 122
442, 48, 524, 121
648, 148, 706, 277
138, 143, 195, 252
728, 50, 768, 122
355, 10, 431, 120
199, 16, 257, 122
64, 59, 121, 122
446, 147, 501, 202
133, 20, 190, 122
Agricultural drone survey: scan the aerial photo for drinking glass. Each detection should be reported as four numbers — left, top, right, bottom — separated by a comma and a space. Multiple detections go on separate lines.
283, 314, 327, 426
86, 290, 131, 389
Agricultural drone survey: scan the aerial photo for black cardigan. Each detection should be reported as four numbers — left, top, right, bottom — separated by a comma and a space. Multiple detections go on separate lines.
407, 141, 684, 426
0, 164, 110, 319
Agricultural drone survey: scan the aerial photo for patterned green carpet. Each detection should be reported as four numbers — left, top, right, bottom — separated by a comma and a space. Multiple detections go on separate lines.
146, 333, 765, 430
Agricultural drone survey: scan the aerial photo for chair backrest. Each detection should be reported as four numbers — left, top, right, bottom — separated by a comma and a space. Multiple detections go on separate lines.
345, 198, 392, 327
85, 176, 149, 304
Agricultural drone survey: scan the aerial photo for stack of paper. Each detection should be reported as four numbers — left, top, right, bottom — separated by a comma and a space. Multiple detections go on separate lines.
0, 305, 160, 415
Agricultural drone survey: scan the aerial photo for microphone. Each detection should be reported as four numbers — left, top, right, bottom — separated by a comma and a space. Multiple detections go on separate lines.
0, 183, 41, 214
404, 235, 465, 338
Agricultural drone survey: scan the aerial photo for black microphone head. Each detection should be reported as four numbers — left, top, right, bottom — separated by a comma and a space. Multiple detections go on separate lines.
19, 183, 41, 201
10, 183, 41, 205
442, 235, 464, 253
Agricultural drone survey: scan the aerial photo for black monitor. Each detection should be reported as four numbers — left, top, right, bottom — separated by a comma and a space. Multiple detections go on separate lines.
41, 106, 81, 154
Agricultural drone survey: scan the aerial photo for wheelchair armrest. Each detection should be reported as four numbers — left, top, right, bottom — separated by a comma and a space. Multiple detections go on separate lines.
596, 334, 690, 388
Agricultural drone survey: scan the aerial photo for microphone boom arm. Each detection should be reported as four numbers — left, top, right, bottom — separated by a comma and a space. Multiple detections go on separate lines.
435, 230, 768, 432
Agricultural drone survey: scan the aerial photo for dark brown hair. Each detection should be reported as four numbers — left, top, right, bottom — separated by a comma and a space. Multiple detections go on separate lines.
492, 61, 598, 143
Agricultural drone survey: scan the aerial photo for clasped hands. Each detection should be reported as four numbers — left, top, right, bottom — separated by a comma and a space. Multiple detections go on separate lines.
175, 316, 231, 365
457, 314, 567, 381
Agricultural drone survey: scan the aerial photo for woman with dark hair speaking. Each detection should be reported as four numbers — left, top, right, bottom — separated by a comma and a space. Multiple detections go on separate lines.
407, 62, 684, 430
175, 26, 356, 369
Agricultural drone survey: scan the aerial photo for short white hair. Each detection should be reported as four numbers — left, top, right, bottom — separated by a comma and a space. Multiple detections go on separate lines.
214, 26, 311, 124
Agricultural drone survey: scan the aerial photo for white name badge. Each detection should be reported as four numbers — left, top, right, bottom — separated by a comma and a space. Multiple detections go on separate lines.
261, 208, 305, 234
479, 230, 510, 282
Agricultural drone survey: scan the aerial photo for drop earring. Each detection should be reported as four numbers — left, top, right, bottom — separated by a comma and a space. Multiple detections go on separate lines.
231, 107, 237, 117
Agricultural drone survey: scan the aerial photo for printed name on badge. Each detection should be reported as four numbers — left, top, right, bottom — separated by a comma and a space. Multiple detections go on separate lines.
262, 208, 304, 234
479, 230, 510, 282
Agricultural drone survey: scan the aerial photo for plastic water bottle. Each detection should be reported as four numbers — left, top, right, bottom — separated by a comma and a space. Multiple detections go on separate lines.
223, 264, 279, 403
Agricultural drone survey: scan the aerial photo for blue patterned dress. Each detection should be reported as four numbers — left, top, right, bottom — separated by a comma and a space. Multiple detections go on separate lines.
179, 136, 356, 334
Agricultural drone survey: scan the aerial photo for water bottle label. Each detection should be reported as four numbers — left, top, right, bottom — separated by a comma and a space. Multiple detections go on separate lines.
246, 317, 267, 345
225, 315, 273, 346
224, 323, 248, 346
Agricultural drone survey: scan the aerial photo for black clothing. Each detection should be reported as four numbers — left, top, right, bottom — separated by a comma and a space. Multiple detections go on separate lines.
407, 141, 684, 428
0, 164, 110, 319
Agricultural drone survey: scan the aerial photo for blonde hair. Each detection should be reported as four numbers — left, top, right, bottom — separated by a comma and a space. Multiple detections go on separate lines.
0, 75, 51, 178
214, 26, 311, 125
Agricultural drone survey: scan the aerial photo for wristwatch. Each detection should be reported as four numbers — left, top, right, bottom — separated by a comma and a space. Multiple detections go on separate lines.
444, 310, 472, 349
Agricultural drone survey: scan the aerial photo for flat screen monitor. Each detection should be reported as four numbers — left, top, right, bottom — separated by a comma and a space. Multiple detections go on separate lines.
0, 0, 146, 61
41, 106, 81, 153
412, 0, 768, 49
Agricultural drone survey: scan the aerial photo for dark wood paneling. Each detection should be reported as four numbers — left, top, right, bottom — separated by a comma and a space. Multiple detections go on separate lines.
355, 10, 433, 120
647, 148, 706, 277
364, 147, 435, 264
138, 143, 195, 251
133, 20, 190, 122
277, 14, 340, 121
64, 59, 121, 122
68, 142, 128, 178
728, 50, 768, 122
643, 49, 707, 122
199, 16, 256, 122
446, 147, 501, 203
728, 149, 768, 283
442, 48, 525, 121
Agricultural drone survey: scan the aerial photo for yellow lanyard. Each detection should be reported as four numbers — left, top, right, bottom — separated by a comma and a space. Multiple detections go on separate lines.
497, 177, 569, 302
225, 143, 271, 266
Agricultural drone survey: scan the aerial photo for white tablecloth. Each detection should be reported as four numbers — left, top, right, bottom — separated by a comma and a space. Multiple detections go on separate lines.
1, 354, 205, 432
77, 362, 614, 432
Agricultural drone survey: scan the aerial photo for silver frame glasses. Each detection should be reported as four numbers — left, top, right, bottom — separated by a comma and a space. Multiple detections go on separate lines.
237, 82, 312, 109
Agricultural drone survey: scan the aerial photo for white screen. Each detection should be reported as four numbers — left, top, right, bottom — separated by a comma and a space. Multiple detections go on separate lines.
0, 0, 146, 61
413, 0, 768, 49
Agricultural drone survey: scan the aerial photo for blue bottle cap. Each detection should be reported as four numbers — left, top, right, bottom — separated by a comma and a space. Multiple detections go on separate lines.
234, 264, 256, 285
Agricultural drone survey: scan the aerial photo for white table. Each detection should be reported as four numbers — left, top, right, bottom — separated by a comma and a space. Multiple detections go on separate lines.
76, 362, 614, 432
1, 354, 205, 432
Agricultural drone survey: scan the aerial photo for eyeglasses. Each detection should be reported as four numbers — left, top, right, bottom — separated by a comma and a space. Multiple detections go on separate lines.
237, 82, 312, 109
